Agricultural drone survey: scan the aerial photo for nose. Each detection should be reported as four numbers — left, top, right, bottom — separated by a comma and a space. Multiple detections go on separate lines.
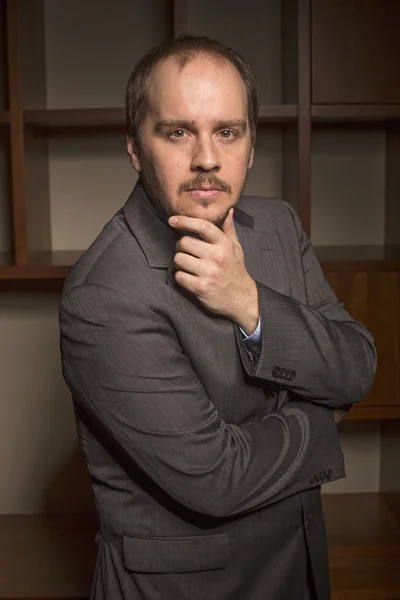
190, 135, 221, 172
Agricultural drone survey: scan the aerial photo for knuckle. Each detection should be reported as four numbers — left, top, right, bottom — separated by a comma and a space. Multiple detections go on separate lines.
213, 249, 224, 265
196, 280, 208, 296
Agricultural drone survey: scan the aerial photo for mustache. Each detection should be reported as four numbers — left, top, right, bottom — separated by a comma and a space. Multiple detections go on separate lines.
178, 174, 232, 195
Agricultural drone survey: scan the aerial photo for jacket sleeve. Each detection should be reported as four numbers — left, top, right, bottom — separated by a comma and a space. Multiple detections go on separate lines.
236, 203, 377, 409
60, 282, 344, 519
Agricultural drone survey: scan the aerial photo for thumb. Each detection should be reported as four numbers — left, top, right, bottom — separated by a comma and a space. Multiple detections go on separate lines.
222, 208, 240, 245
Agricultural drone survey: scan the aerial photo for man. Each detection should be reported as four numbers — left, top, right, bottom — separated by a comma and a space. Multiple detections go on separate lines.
59, 36, 376, 600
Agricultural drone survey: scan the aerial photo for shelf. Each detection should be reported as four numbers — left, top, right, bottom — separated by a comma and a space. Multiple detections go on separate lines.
316, 246, 400, 272
0, 251, 82, 280
24, 107, 126, 129
22, 106, 298, 130
258, 105, 297, 123
345, 406, 400, 421
312, 105, 400, 123
0, 494, 399, 599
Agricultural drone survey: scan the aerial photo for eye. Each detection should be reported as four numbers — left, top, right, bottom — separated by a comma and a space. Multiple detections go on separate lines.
169, 129, 186, 139
219, 129, 237, 140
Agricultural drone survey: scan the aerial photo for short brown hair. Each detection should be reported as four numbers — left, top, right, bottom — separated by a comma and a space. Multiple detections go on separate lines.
125, 35, 259, 147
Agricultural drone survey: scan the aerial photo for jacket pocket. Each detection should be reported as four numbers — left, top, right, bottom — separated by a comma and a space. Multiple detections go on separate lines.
123, 533, 229, 573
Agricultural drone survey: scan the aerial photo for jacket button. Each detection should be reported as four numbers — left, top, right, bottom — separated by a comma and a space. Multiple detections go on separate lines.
310, 476, 316, 484
289, 370, 296, 381
327, 469, 333, 480
272, 366, 280, 377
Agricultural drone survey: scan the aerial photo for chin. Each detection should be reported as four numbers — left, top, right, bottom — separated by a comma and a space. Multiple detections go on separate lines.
187, 205, 231, 229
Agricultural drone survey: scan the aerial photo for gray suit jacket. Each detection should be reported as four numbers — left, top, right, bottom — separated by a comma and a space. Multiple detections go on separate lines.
59, 183, 376, 600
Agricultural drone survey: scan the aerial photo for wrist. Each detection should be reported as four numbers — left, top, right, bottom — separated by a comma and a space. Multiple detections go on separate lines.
233, 278, 259, 335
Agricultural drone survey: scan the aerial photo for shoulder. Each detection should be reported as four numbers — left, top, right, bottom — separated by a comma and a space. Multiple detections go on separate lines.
61, 208, 146, 299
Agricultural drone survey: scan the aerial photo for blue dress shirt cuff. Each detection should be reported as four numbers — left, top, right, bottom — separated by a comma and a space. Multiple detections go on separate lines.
239, 317, 262, 357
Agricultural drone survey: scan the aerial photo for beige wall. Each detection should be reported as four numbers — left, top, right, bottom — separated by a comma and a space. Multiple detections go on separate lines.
0, 0, 386, 513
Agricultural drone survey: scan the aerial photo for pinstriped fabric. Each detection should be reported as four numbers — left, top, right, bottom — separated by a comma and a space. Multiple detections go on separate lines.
60, 183, 376, 600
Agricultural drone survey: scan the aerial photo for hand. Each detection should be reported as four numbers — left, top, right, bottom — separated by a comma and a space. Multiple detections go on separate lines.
168, 209, 259, 334
333, 404, 352, 423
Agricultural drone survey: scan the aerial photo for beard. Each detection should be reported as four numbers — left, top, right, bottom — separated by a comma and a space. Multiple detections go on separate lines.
136, 144, 250, 230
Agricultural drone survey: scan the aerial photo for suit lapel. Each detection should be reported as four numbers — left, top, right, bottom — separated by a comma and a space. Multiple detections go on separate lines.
234, 206, 290, 296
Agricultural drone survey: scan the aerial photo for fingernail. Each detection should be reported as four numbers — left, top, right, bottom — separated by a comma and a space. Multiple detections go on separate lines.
169, 217, 178, 225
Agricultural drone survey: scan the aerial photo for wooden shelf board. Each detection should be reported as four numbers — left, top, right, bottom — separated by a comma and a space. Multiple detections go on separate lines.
323, 493, 400, 557
258, 104, 298, 123
31, 250, 83, 268
312, 104, 400, 122
24, 107, 126, 128
316, 246, 400, 272
22, 106, 297, 129
0, 251, 82, 280
345, 406, 400, 420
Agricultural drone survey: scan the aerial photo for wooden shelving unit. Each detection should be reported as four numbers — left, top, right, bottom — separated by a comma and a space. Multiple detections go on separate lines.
0, 0, 399, 598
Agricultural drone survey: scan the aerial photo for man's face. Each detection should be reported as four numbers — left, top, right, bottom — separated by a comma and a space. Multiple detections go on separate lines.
127, 54, 254, 228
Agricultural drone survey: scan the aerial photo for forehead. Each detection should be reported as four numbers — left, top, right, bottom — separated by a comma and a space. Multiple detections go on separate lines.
145, 54, 248, 121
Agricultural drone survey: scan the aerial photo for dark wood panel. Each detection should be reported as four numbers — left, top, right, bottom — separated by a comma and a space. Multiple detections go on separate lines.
25, 107, 126, 128
323, 493, 400, 557
0, 0, 8, 111
312, 1, 400, 104
312, 105, 400, 123
297, 0, 312, 236
345, 406, 400, 420
329, 554, 400, 599
381, 420, 400, 515
173, 0, 187, 37
0, 110, 9, 124
326, 272, 400, 408
0, 514, 97, 599
316, 246, 400, 272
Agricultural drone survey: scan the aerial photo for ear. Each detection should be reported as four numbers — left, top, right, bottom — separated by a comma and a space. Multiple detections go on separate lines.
127, 137, 142, 172
248, 146, 254, 169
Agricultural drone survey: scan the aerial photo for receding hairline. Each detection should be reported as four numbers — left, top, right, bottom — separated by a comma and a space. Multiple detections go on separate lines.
147, 50, 247, 88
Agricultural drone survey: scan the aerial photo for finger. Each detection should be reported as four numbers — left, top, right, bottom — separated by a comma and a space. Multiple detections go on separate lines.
169, 216, 223, 244
222, 208, 241, 248
176, 236, 209, 258
174, 270, 199, 294
174, 252, 201, 275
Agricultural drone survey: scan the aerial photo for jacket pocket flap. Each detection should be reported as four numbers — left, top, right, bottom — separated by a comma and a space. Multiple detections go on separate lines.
123, 533, 229, 573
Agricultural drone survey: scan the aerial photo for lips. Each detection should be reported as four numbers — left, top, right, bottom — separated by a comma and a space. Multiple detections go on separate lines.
187, 188, 223, 199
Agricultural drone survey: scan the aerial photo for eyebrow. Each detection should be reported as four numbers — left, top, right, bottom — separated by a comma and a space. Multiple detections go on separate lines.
154, 119, 247, 133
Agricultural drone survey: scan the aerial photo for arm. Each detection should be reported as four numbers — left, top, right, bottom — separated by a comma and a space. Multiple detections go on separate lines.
60, 283, 344, 519
236, 204, 377, 409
